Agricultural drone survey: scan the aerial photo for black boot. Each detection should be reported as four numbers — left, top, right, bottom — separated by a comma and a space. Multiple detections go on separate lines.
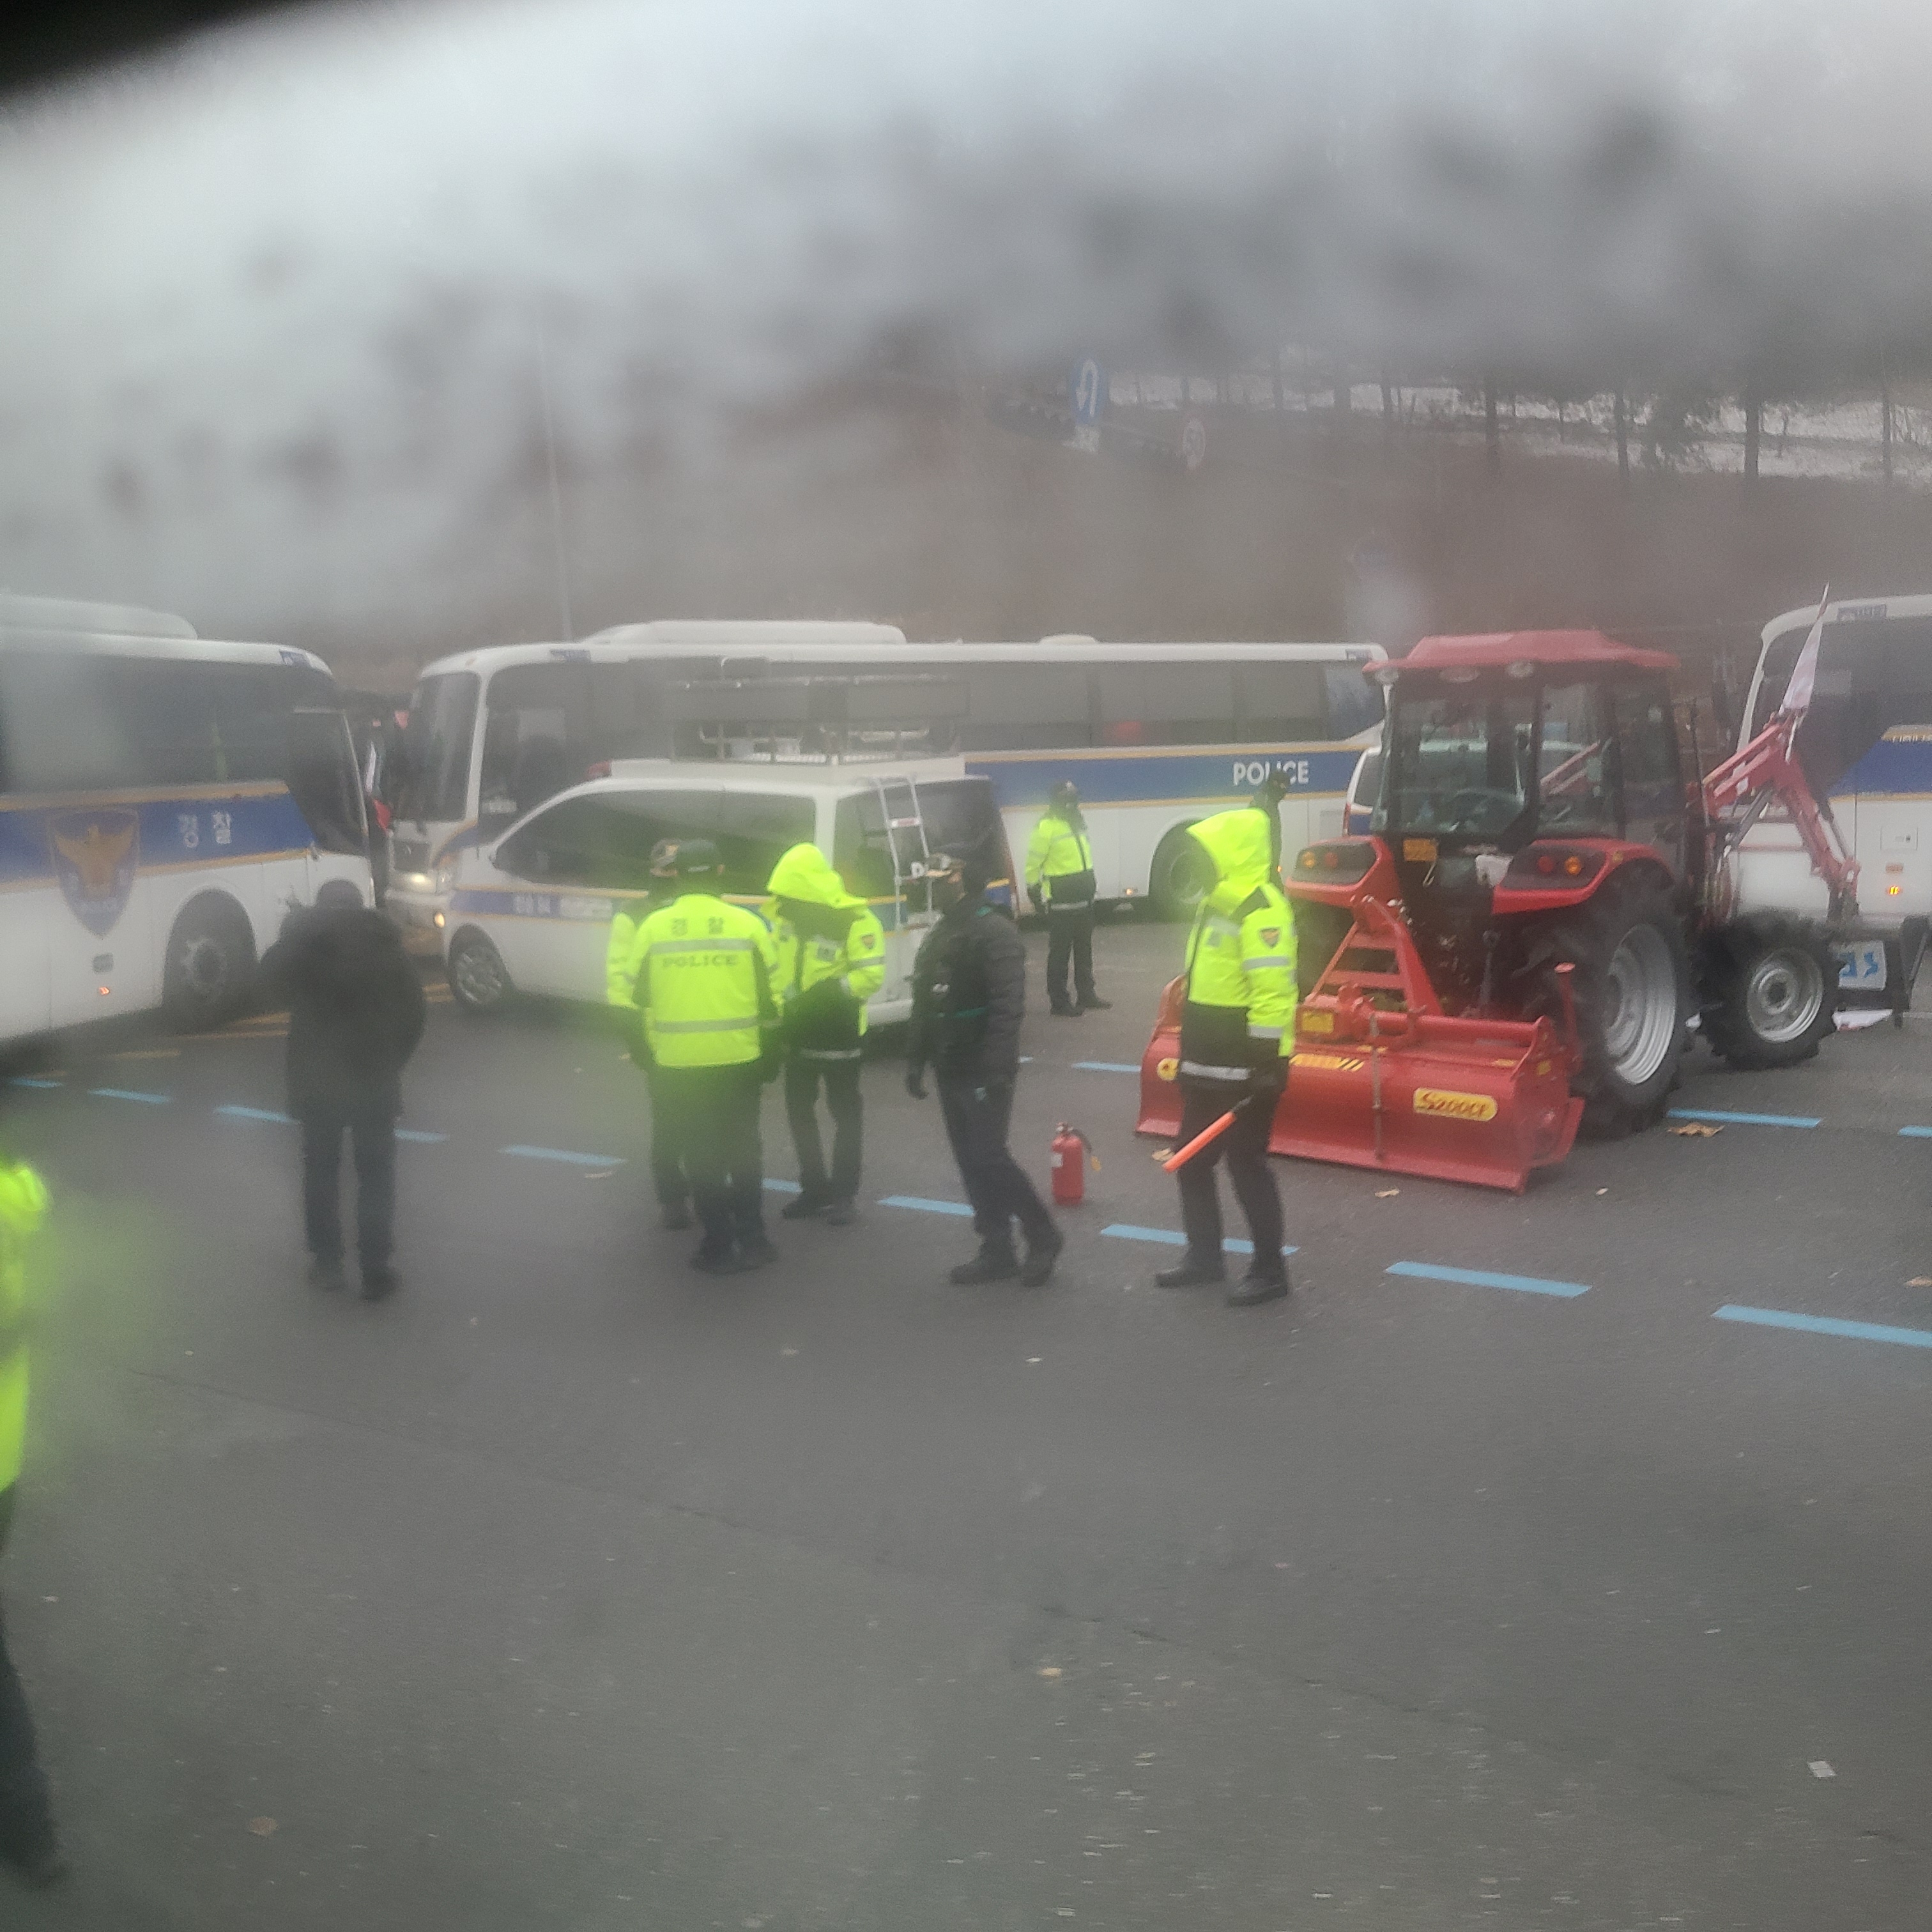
779, 1193, 827, 1221
1076, 995, 1112, 1011
950, 1245, 1019, 1285
1049, 1004, 1080, 1018
1227, 1262, 1291, 1307
1156, 1255, 1225, 1289
1020, 1227, 1065, 1287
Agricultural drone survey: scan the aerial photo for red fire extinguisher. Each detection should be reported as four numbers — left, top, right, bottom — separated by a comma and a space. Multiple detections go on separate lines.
1050, 1123, 1100, 1206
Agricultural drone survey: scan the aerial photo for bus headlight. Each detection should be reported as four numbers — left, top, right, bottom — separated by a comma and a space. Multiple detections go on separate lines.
433, 858, 457, 894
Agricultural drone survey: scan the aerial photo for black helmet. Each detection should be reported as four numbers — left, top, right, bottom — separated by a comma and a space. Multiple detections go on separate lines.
648, 839, 680, 878
1051, 779, 1080, 807
668, 838, 724, 878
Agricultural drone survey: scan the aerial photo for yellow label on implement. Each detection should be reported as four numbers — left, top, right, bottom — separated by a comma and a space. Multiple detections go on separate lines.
1155, 1056, 1179, 1082
1292, 1052, 1367, 1073
1300, 1010, 1336, 1035
1413, 1087, 1499, 1123
1535, 1059, 1552, 1077
1403, 838, 1438, 863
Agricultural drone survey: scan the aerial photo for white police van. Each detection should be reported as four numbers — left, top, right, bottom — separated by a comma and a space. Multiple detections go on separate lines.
438, 756, 1011, 1020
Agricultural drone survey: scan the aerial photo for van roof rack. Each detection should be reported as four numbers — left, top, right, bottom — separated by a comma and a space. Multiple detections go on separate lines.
664, 671, 967, 763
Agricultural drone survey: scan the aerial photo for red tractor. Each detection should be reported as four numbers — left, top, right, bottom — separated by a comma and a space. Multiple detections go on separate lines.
1138, 628, 1860, 1192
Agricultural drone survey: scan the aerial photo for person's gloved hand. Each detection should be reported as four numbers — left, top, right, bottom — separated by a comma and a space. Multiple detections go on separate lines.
1248, 1055, 1288, 1102
1027, 887, 1046, 917
627, 1015, 652, 1069
904, 1064, 928, 1101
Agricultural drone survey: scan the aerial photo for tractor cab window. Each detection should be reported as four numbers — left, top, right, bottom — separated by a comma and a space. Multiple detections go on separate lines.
1377, 680, 1537, 842
1536, 680, 1618, 836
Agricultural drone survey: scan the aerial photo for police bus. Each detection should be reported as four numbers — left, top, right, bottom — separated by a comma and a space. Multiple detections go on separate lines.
1733, 594, 1932, 1008
384, 624, 1386, 942
0, 595, 372, 1045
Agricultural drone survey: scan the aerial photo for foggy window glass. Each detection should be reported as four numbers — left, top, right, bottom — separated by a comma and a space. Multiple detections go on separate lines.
1321, 665, 1384, 739
912, 779, 1004, 879
961, 666, 1091, 751
715, 790, 814, 896
394, 671, 479, 824
0, 652, 136, 793
1235, 663, 1325, 740
1539, 680, 1618, 834
482, 663, 592, 818
1096, 664, 1233, 744
1614, 677, 1682, 833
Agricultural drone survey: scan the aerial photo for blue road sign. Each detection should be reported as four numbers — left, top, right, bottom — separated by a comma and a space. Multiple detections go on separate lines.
1071, 358, 1105, 427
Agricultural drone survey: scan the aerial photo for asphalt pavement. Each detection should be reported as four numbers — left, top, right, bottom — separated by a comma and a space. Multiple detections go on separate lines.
4, 915, 1930, 1930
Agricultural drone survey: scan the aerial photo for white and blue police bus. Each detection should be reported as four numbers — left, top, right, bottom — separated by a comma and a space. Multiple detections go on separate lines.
385, 624, 1386, 940
0, 595, 372, 1045
1733, 594, 1932, 1009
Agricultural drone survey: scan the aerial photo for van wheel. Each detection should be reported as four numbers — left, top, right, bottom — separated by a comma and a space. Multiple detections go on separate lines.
448, 930, 512, 1014
163, 894, 256, 1031
1700, 917, 1837, 1069
1150, 825, 1213, 921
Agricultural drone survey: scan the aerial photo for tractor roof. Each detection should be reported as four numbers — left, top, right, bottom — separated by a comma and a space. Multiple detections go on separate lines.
1403, 630, 1678, 674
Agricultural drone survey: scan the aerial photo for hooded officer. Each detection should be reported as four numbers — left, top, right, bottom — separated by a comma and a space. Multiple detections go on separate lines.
1025, 779, 1108, 1017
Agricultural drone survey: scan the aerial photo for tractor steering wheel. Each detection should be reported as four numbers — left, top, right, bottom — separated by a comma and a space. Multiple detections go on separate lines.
1440, 788, 1519, 836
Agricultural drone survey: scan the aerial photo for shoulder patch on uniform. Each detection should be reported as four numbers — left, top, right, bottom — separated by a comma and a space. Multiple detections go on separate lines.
1259, 927, 1281, 947
861, 930, 877, 948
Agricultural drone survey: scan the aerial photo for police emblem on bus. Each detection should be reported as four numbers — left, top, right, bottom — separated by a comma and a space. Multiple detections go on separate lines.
48, 809, 140, 937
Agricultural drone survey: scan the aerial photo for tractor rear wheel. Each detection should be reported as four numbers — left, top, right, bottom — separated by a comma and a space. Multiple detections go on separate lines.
1699, 916, 1837, 1069
1521, 871, 1691, 1139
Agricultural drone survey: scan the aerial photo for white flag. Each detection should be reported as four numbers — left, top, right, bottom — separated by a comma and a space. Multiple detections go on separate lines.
1779, 585, 1831, 720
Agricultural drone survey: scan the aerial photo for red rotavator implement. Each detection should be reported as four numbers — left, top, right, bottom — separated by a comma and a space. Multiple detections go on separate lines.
1138, 625, 1862, 1193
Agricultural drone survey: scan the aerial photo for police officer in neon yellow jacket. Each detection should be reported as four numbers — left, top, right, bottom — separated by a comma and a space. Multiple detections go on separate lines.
762, 843, 885, 1225
1160, 809, 1295, 1306
615, 840, 781, 1275
1024, 780, 1109, 1016
0, 1140, 61, 1886
606, 840, 691, 1231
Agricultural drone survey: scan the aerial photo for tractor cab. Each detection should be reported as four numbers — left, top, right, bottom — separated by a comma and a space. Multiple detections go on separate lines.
1372, 630, 1687, 885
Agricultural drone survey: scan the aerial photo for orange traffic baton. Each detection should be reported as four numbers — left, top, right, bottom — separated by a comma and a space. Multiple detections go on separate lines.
1162, 1096, 1255, 1172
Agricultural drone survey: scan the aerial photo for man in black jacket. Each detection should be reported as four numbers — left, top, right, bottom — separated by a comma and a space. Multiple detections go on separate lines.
259, 880, 427, 1300
905, 854, 1062, 1287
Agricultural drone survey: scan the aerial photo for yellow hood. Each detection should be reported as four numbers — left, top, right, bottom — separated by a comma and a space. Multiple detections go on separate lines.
764, 842, 863, 911
1188, 809, 1274, 916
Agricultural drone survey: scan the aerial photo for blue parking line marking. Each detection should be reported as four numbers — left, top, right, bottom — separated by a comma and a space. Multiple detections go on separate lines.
394, 1128, 448, 1144
502, 1144, 624, 1167
1073, 1061, 1140, 1075
1387, 1260, 1590, 1299
1668, 1108, 1821, 1129
878, 1195, 974, 1217
8, 1078, 61, 1090
216, 1105, 295, 1124
1899, 1126, 1932, 1138
763, 1177, 802, 1193
1100, 1223, 1298, 1257
89, 1087, 171, 1105
1714, 1304, 1932, 1349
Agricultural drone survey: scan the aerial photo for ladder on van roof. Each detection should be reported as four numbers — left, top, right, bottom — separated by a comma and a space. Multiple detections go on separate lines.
869, 772, 935, 917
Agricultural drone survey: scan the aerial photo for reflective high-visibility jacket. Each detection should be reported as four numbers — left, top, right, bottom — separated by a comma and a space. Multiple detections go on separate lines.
762, 843, 886, 1061
0, 1156, 50, 1495
1176, 809, 1297, 1089
605, 887, 675, 1014
619, 891, 778, 1068
1024, 809, 1096, 907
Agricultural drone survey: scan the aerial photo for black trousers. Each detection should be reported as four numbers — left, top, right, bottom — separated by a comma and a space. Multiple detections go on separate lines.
937, 1076, 1055, 1255
298, 1098, 397, 1268
1045, 903, 1098, 1010
0, 1488, 52, 1857
785, 1054, 862, 1203
654, 1062, 765, 1253
644, 1064, 689, 1211
1175, 1084, 1285, 1275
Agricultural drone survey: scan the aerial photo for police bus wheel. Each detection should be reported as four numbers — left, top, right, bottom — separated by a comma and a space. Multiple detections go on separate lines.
1150, 825, 1213, 921
448, 930, 512, 1014
162, 894, 256, 1031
